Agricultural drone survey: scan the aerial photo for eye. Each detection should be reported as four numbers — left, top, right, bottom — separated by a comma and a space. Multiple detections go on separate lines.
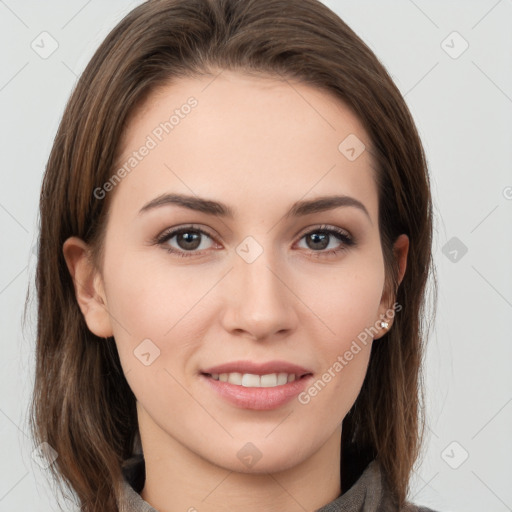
155, 225, 217, 257
153, 223, 355, 258
296, 225, 355, 256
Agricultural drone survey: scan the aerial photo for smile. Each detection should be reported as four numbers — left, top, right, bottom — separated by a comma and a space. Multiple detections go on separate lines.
207, 372, 298, 387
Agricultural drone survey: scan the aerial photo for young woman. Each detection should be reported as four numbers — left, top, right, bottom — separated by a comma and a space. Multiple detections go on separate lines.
30, 0, 438, 510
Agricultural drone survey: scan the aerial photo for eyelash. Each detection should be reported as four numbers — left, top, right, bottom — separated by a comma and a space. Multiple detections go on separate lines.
152, 224, 355, 259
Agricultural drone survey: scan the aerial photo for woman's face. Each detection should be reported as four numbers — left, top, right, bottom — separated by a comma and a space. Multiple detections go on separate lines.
65, 70, 407, 474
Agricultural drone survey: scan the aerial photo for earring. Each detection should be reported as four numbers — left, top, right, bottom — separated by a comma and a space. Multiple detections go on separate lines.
379, 320, 389, 329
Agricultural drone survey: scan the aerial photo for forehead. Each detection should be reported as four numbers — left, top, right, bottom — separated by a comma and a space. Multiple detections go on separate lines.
109, 70, 378, 222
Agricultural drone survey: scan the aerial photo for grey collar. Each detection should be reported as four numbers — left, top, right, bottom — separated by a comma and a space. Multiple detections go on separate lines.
119, 456, 396, 512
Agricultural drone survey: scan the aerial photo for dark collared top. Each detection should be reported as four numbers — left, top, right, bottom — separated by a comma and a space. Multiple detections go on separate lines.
119, 454, 439, 512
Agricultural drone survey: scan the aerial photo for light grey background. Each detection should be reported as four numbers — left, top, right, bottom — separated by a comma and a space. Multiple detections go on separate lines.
1, 1, 511, 511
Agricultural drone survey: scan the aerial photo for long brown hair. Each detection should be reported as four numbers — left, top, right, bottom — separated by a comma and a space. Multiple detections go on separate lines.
27, 0, 436, 510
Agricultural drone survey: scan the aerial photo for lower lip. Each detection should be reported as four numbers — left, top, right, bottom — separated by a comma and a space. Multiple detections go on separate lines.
200, 373, 313, 410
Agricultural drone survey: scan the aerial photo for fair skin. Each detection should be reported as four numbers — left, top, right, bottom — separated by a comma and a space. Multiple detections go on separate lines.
63, 70, 408, 512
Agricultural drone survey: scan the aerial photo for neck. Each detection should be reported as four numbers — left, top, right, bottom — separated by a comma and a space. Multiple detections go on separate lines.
139, 424, 342, 512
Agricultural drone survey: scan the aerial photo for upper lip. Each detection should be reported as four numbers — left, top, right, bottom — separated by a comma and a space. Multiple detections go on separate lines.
201, 360, 312, 377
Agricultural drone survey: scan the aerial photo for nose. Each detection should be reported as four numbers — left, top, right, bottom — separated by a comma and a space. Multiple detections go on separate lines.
220, 246, 298, 341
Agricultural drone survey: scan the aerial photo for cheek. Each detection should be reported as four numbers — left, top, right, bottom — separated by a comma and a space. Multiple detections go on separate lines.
297, 274, 379, 422
102, 254, 203, 409
297, 257, 385, 344
103, 248, 200, 335
294, 257, 384, 409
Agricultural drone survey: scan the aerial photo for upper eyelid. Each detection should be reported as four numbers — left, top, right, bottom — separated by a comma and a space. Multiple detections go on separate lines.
157, 225, 216, 241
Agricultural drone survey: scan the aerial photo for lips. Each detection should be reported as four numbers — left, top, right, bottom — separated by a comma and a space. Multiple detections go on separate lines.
200, 360, 314, 410
201, 360, 312, 377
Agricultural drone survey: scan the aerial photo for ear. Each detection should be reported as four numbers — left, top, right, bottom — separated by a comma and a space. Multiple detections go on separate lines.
375, 234, 409, 337
62, 236, 113, 338
392, 234, 409, 288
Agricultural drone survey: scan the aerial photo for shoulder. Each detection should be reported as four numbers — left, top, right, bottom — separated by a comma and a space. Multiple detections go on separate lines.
378, 466, 441, 512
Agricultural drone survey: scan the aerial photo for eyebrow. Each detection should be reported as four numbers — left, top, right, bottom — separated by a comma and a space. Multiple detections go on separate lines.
138, 193, 371, 223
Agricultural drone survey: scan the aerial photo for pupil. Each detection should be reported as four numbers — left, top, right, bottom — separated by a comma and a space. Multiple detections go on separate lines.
308, 233, 328, 250
178, 232, 200, 250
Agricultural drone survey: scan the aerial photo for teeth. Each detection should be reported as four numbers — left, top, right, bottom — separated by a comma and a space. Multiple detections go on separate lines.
277, 372, 288, 385
228, 372, 243, 385
210, 372, 299, 387
241, 373, 260, 387
260, 373, 277, 387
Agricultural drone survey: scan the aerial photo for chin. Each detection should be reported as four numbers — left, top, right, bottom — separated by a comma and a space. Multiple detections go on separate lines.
205, 440, 312, 475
